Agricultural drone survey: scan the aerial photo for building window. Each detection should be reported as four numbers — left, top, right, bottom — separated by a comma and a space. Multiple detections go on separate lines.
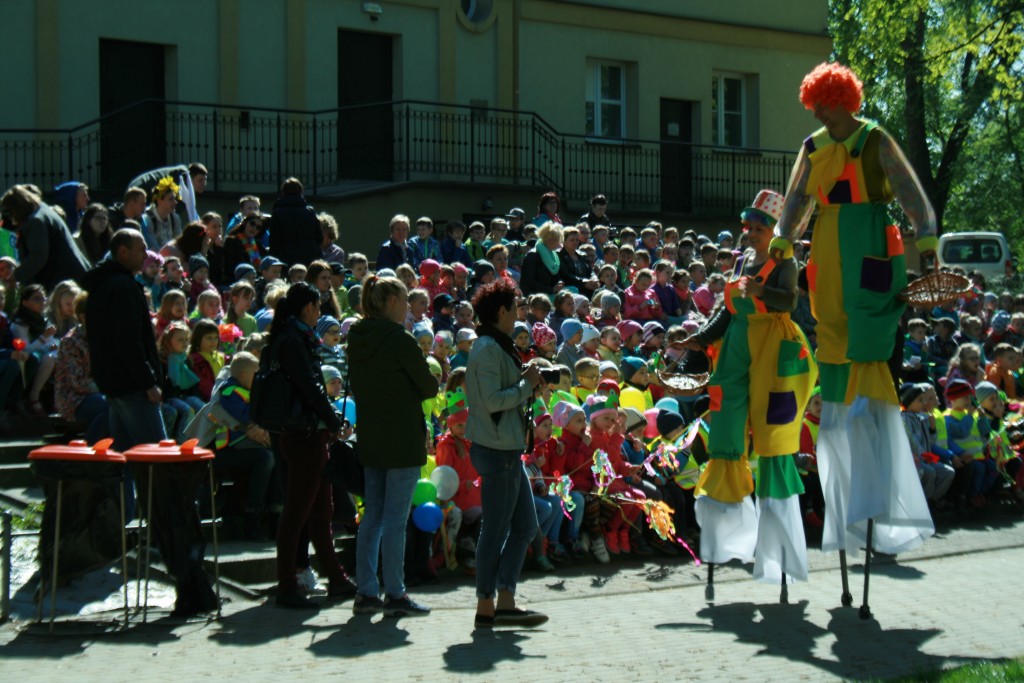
585, 61, 625, 138
711, 72, 746, 147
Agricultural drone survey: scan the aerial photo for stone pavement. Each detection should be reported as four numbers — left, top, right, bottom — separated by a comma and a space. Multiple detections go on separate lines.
2, 516, 1023, 682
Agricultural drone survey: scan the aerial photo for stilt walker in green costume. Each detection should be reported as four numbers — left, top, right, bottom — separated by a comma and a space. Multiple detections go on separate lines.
686, 190, 817, 603
772, 63, 936, 619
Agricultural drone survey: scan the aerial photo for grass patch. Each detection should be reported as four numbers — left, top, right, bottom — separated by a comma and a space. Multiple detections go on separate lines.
877, 657, 1024, 682
10, 501, 44, 530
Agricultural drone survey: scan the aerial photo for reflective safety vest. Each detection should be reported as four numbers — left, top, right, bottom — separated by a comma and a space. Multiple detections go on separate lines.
214, 385, 250, 450
931, 409, 949, 451
945, 409, 985, 461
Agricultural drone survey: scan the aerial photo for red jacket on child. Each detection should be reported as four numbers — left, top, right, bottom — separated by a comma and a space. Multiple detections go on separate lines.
549, 430, 594, 492
435, 432, 481, 510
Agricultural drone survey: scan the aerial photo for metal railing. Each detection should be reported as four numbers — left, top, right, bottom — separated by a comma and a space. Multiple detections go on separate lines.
1, 99, 796, 215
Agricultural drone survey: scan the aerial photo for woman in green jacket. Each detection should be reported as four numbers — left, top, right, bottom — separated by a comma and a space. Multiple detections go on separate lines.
348, 275, 438, 617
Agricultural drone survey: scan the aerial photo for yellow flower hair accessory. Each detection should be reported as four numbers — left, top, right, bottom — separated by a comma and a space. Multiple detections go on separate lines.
152, 176, 180, 201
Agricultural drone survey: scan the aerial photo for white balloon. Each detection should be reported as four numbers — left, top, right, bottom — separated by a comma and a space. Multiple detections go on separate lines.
430, 465, 460, 501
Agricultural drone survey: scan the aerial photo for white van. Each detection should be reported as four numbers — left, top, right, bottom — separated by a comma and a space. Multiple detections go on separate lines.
937, 231, 1015, 281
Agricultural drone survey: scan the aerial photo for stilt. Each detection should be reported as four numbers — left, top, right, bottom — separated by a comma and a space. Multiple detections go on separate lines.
839, 549, 853, 606
705, 562, 715, 601
859, 518, 874, 620
780, 572, 788, 604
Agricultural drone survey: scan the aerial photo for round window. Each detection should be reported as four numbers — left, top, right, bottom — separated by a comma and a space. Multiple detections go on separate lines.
460, 0, 493, 23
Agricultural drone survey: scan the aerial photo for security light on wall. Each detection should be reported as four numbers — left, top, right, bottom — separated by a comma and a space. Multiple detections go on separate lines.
362, 2, 382, 20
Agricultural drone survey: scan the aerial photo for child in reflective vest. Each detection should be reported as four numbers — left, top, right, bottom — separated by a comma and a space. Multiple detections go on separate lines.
944, 379, 993, 508
900, 383, 955, 503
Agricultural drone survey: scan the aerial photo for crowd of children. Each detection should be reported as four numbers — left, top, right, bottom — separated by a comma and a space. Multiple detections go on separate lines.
3, 181, 1024, 591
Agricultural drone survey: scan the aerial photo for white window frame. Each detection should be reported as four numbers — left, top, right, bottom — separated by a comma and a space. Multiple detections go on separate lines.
586, 60, 627, 140
712, 71, 747, 148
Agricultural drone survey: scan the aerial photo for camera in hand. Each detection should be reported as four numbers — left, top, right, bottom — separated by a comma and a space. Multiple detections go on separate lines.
539, 368, 562, 385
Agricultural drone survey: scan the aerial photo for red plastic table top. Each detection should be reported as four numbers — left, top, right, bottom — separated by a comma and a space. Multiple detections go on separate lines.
123, 438, 215, 463
28, 439, 126, 463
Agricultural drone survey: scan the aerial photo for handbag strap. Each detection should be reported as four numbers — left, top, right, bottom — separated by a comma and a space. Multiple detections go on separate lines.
340, 374, 352, 427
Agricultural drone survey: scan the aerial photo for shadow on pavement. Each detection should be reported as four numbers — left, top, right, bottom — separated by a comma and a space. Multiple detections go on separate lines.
307, 614, 410, 658
209, 601, 328, 647
0, 616, 182, 659
443, 629, 545, 673
657, 600, 1000, 681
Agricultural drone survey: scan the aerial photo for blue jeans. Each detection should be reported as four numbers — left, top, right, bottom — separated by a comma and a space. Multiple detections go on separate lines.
470, 443, 539, 600
74, 392, 110, 444
356, 466, 420, 599
162, 397, 204, 442
108, 391, 167, 450
108, 391, 167, 520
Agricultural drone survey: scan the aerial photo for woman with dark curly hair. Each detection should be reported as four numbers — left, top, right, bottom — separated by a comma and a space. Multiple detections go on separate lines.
464, 278, 547, 629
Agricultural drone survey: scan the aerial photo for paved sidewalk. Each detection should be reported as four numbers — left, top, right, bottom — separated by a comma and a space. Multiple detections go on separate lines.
2, 520, 1023, 682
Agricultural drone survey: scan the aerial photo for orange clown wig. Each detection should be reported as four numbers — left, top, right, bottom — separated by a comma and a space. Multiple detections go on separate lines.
799, 62, 863, 113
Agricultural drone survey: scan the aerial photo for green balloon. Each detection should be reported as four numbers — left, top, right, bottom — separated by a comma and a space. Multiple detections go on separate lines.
412, 478, 438, 506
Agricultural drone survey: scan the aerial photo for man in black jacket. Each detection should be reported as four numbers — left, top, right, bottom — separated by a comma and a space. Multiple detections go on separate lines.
267, 177, 323, 267
80, 228, 166, 449
81, 228, 218, 618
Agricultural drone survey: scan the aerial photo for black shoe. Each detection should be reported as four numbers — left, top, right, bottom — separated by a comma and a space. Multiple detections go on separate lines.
352, 594, 384, 615
474, 613, 495, 629
383, 594, 430, 618
276, 589, 319, 609
493, 608, 548, 628
327, 577, 358, 601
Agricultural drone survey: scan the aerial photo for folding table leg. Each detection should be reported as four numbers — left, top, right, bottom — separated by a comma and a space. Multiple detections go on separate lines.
208, 463, 221, 617
48, 480, 63, 632
143, 466, 154, 623
120, 481, 129, 628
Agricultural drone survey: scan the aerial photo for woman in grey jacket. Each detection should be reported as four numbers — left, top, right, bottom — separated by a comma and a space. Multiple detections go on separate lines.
465, 279, 547, 629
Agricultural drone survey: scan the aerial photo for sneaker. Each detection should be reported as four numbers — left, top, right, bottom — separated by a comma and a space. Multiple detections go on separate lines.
618, 529, 632, 555
550, 543, 571, 564
570, 539, 589, 559
604, 531, 621, 555
276, 589, 319, 610
296, 566, 321, 594
352, 594, 384, 615
590, 535, 610, 564
383, 594, 431, 618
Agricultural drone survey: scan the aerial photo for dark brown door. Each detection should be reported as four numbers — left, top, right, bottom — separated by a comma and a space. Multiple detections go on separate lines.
660, 98, 693, 213
338, 30, 393, 180
99, 39, 166, 191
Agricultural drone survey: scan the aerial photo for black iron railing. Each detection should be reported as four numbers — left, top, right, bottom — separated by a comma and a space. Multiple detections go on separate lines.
0, 100, 795, 215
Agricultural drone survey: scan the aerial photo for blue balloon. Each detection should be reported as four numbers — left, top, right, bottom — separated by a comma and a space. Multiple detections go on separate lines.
338, 398, 357, 426
412, 502, 443, 533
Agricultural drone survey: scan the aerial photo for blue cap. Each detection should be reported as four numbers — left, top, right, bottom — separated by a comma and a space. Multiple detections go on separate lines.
560, 318, 583, 342
260, 255, 284, 271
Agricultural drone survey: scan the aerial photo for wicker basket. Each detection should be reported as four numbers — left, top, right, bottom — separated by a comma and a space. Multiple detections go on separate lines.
898, 272, 971, 308
657, 370, 710, 395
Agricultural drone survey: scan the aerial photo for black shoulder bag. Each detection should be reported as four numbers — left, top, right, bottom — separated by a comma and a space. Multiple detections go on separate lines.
250, 336, 318, 433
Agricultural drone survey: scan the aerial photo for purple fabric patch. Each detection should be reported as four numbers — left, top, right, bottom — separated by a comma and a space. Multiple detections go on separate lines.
766, 391, 798, 425
860, 256, 893, 293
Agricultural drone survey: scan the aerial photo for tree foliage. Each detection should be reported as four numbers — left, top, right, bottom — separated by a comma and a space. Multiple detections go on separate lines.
829, 0, 1024, 244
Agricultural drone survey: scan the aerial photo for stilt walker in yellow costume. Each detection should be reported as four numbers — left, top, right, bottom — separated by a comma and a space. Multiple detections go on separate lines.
772, 63, 936, 619
686, 190, 818, 602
